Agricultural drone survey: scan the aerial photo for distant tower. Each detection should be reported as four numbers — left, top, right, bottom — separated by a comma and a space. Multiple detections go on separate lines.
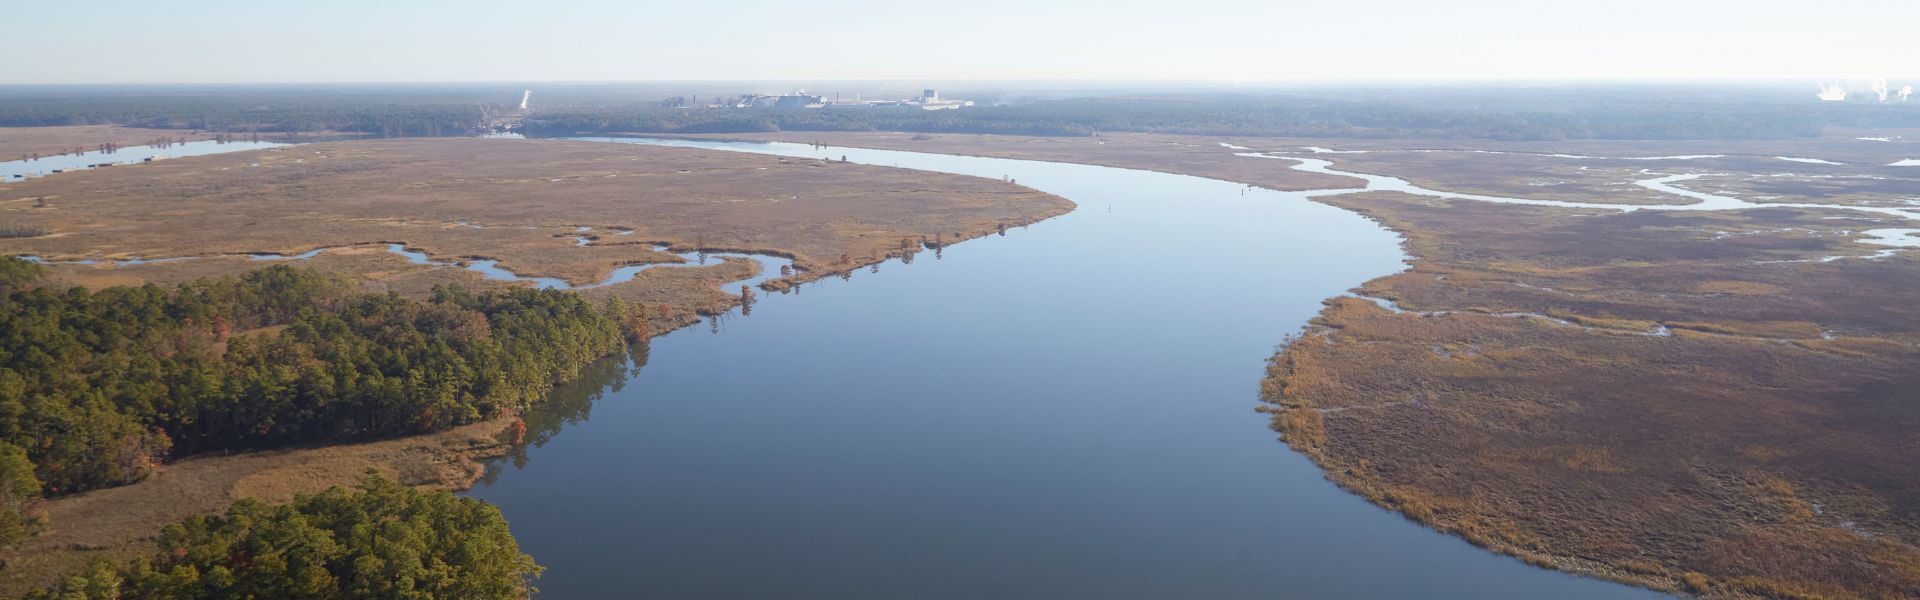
520, 90, 532, 110
922, 89, 938, 102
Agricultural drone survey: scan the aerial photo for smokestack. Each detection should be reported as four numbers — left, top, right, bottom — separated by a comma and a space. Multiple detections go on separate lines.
520, 90, 532, 110
1817, 83, 1848, 102
1871, 79, 1890, 102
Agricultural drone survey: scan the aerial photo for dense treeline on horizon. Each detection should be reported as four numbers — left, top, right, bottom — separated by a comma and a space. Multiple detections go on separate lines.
4, 85, 1917, 141
22, 472, 540, 599
0, 260, 645, 545
521, 95, 1920, 140
0, 94, 490, 137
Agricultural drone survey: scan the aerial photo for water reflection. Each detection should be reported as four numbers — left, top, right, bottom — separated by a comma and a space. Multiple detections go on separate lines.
463, 138, 1663, 599
1, 140, 288, 180
480, 344, 650, 484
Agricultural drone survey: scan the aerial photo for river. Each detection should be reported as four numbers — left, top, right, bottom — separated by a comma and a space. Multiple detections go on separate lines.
1, 140, 286, 180
461, 138, 1666, 598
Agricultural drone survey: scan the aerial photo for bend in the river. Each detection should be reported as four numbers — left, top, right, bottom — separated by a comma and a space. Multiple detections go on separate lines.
462, 137, 1667, 599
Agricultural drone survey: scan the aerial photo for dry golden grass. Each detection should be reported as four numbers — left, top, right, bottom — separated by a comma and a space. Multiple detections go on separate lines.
0, 137, 1071, 301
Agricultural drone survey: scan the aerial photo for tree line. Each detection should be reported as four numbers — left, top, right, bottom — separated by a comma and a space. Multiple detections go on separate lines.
0, 259, 647, 545
519, 95, 1920, 141
21, 471, 539, 599
5, 87, 1915, 141
0, 96, 489, 137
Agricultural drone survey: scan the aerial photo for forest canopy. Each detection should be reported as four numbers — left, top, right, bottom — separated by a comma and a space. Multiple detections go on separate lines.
20, 471, 540, 600
518, 94, 1920, 141
0, 90, 490, 136
0, 260, 645, 545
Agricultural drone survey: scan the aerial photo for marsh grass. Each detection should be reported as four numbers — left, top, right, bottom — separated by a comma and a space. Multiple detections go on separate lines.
1266, 191, 1920, 598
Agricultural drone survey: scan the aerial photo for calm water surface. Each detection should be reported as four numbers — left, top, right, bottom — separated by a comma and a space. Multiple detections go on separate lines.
464, 139, 1667, 599
1, 140, 286, 180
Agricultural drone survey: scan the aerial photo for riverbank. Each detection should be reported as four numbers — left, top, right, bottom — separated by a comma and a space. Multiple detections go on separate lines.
1261, 186, 1920, 597
1, 137, 1070, 308
0, 137, 1076, 595
639, 132, 1920, 597
0, 417, 516, 597
0, 126, 225, 160
458, 137, 1660, 598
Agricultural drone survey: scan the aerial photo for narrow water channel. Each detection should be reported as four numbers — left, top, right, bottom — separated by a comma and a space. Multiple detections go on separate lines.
463, 139, 1666, 598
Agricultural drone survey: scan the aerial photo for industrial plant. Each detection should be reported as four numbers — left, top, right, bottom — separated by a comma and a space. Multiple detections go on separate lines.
662, 89, 974, 110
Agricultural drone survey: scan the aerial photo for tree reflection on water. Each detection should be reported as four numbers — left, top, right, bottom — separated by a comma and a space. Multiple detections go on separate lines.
476, 343, 649, 484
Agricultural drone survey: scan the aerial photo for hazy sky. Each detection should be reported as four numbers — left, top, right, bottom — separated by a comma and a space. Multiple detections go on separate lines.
4, 0, 1915, 84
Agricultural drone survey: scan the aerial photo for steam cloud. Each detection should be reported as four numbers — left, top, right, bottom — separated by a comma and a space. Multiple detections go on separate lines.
520, 90, 532, 110
1816, 80, 1912, 102
1817, 83, 1848, 101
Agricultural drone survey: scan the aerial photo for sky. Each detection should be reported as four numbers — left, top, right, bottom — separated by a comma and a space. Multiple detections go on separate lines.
3, 0, 1916, 84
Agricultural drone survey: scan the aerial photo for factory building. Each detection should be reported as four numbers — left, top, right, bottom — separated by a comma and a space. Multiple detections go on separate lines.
710, 89, 971, 110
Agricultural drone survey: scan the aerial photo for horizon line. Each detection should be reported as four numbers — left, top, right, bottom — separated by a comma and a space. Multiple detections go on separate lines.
3, 76, 1917, 87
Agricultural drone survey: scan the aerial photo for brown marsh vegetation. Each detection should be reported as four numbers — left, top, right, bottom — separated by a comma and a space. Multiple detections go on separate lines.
0, 137, 1070, 309
709, 130, 1920, 597
1282, 142, 1920, 210
1266, 191, 1920, 598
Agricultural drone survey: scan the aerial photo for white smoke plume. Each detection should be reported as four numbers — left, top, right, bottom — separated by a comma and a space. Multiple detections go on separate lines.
1817, 83, 1848, 101
1902, 85, 1915, 102
520, 90, 532, 110
1871, 79, 1890, 102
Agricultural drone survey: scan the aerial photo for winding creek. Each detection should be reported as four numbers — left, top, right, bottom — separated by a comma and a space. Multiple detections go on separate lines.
458, 138, 1669, 598
1253, 153, 1920, 249
385, 242, 792, 292
23, 239, 793, 293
